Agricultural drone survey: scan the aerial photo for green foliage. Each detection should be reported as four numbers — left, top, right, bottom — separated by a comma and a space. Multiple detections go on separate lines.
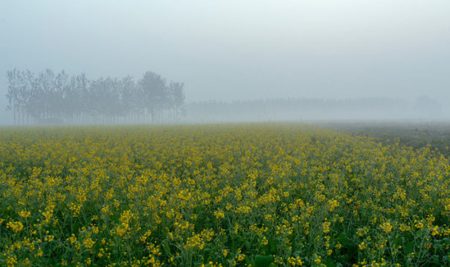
0, 124, 448, 266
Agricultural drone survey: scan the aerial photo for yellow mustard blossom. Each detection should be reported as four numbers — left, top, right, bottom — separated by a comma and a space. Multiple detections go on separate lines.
18, 210, 31, 219
322, 221, 331, 234
380, 222, 393, 234
288, 256, 303, 266
0, 125, 448, 266
83, 238, 95, 249
7, 221, 24, 233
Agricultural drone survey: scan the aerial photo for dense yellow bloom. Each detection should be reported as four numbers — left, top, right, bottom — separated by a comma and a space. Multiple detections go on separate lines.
115, 225, 128, 237
6, 256, 17, 267
0, 125, 448, 266
213, 210, 225, 219
431, 226, 440, 236
69, 203, 81, 216
83, 238, 95, 249
7, 221, 24, 233
322, 221, 331, 234
380, 222, 393, 234
68, 234, 77, 245
288, 256, 303, 266
115, 210, 133, 237
18, 210, 31, 219
328, 199, 340, 212
185, 234, 204, 250
235, 205, 252, 214
399, 224, 411, 232
140, 230, 152, 243
41, 204, 55, 224
185, 229, 214, 250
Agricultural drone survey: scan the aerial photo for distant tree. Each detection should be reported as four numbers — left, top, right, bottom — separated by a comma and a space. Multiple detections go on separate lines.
139, 71, 169, 122
169, 82, 185, 120
6, 69, 18, 123
119, 76, 139, 119
6, 69, 34, 124
5, 69, 185, 124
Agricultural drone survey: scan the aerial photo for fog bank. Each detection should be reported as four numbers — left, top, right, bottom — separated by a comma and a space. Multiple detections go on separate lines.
1, 0, 450, 124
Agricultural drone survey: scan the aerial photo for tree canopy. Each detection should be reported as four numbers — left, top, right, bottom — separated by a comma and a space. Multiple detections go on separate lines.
6, 69, 185, 124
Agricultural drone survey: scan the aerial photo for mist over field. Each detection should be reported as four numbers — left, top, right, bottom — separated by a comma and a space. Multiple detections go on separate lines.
1, 0, 450, 124
2, 2, 450, 266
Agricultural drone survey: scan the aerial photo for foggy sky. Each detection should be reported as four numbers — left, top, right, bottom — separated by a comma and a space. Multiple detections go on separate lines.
1, 0, 450, 123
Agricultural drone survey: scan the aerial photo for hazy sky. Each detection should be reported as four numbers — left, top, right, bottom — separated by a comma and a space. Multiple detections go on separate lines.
1, 0, 450, 122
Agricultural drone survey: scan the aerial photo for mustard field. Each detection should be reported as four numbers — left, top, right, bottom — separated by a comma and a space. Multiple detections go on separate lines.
0, 124, 449, 266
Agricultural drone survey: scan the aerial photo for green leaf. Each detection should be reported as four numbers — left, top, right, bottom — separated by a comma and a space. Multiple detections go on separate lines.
254, 255, 274, 267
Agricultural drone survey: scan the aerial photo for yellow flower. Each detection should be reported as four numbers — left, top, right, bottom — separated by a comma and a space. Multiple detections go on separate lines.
18, 210, 31, 219
115, 225, 128, 237
69, 203, 81, 216
185, 234, 205, 250
314, 255, 322, 264
1, 124, 449, 266
380, 222, 393, 234
222, 249, 229, 257
214, 210, 225, 219
115, 210, 133, 237
415, 221, 424, 230
288, 256, 303, 266
328, 199, 339, 212
6, 256, 17, 267
399, 224, 411, 232
261, 236, 268, 246
45, 235, 55, 242
358, 242, 367, 250
91, 226, 99, 234
68, 234, 77, 245
431, 226, 439, 236
7, 221, 24, 233
37, 249, 44, 257
357, 227, 368, 237
237, 253, 246, 262
140, 229, 152, 243
83, 237, 95, 249
322, 221, 331, 234
235, 205, 252, 214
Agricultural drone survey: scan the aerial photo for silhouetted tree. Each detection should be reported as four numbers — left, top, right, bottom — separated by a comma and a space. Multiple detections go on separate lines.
139, 71, 169, 122
169, 82, 185, 120
5, 69, 185, 124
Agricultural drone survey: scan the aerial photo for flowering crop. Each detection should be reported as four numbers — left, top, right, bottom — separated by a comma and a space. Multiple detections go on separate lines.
0, 124, 449, 266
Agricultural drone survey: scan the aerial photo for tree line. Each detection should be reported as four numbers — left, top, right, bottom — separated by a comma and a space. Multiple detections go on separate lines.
6, 69, 185, 124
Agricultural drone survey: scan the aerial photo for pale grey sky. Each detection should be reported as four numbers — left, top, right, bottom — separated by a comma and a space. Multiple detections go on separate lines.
1, 0, 450, 122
